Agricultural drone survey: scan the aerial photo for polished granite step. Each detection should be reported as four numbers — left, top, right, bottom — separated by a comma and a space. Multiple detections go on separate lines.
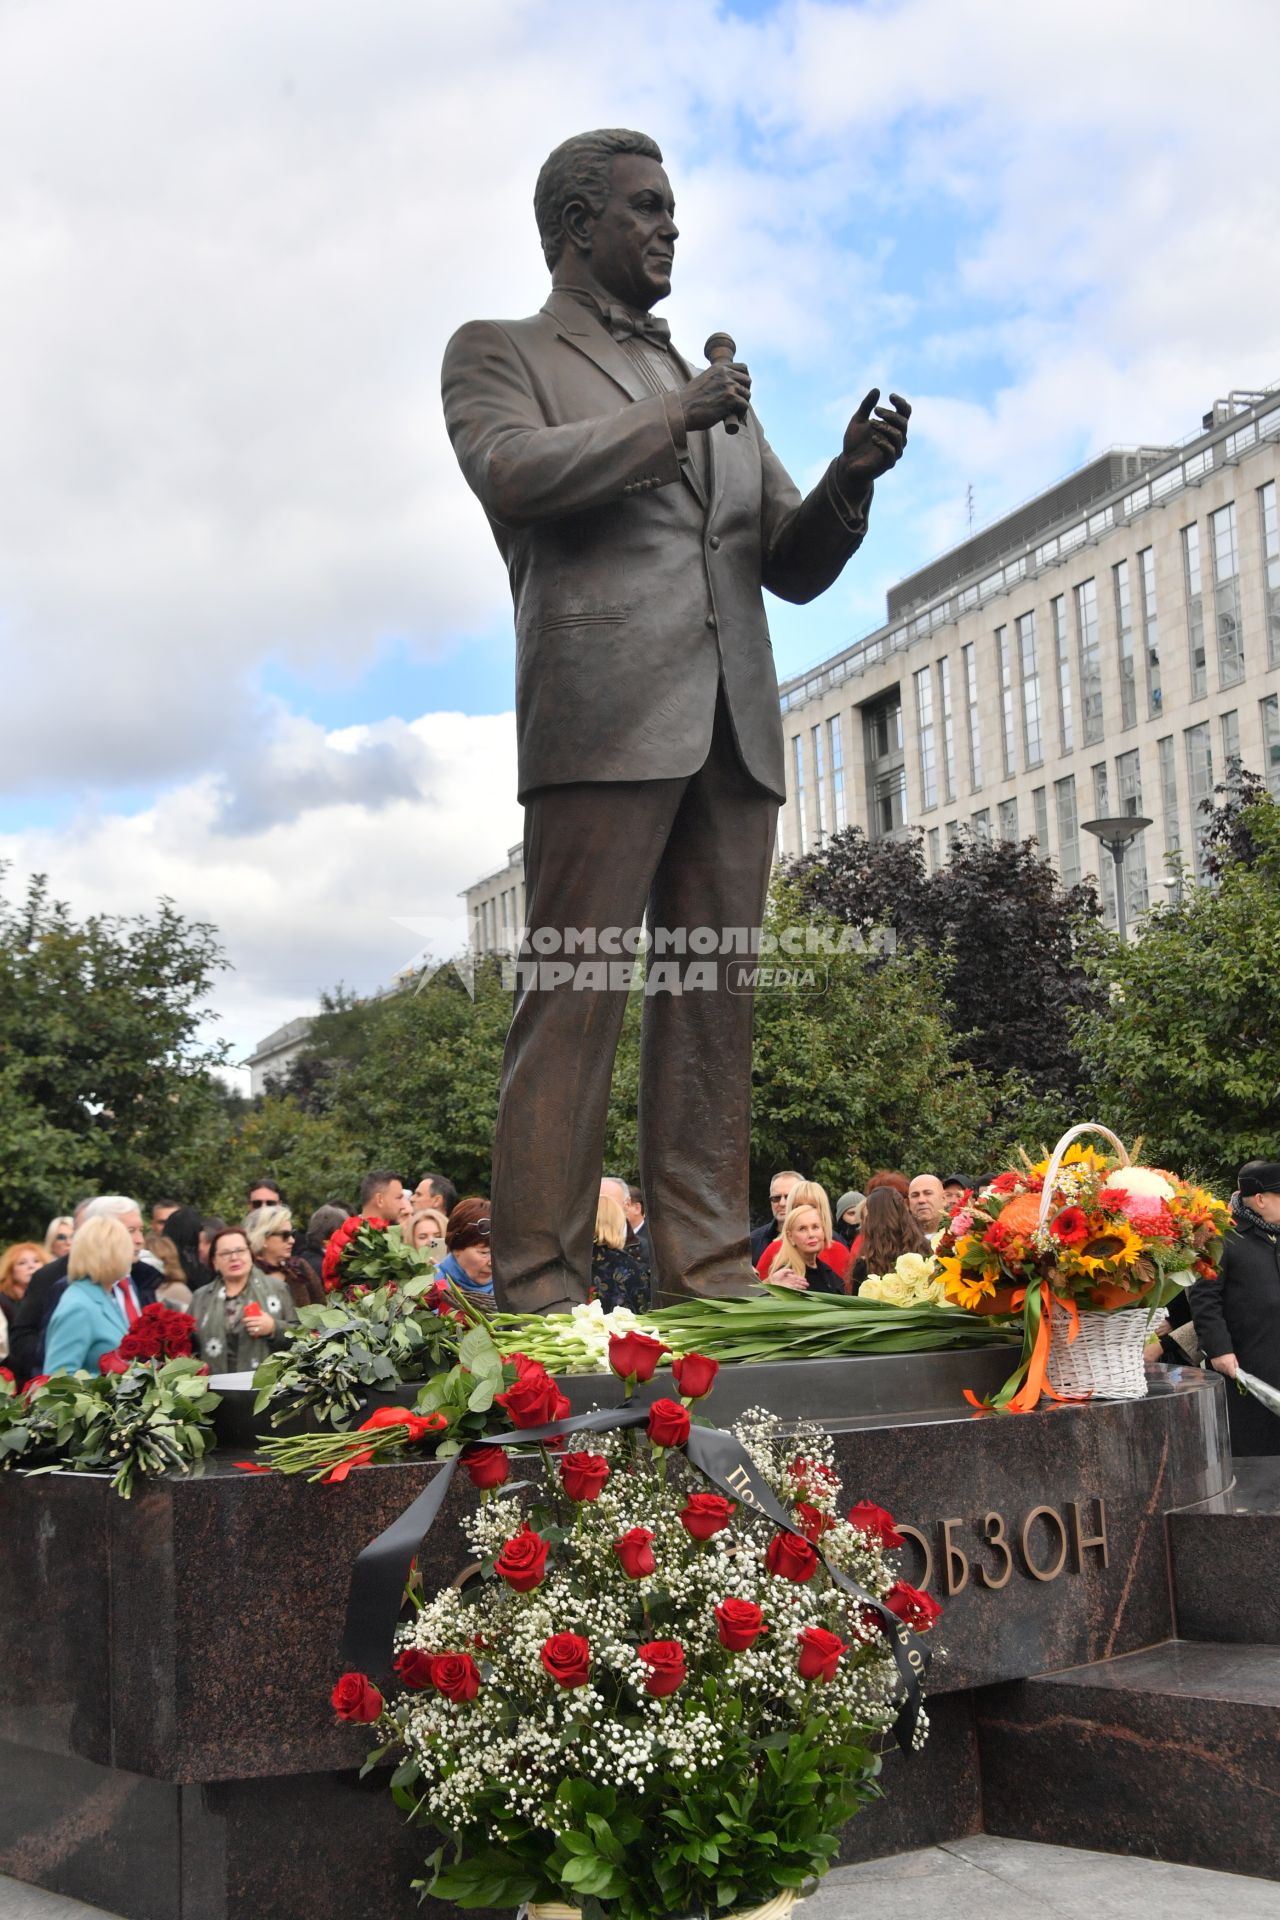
1170, 1457, 1280, 1645
975, 1639, 1280, 1880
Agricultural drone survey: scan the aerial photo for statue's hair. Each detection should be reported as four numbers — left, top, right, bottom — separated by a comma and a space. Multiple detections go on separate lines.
534, 128, 663, 270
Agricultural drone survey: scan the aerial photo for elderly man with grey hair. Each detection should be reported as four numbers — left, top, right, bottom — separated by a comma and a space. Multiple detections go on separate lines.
9, 1194, 159, 1383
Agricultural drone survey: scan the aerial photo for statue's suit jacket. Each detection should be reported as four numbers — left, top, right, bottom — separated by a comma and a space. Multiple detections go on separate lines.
441, 289, 872, 801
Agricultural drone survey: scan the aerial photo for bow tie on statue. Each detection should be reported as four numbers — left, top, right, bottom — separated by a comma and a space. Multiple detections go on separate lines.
604, 305, 671, 350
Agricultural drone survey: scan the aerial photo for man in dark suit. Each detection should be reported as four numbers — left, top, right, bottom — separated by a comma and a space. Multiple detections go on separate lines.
9, 1196, 158, 1382
442, 128, 910, 1314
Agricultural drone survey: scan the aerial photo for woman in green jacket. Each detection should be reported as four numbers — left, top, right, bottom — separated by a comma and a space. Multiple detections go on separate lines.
191, 1225, 298, 1372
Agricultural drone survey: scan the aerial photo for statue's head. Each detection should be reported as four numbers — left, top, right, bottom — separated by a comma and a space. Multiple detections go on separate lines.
535, 128, 676, 310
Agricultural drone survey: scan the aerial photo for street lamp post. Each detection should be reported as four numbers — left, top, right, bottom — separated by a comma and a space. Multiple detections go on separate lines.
1081, 814, 1153, 943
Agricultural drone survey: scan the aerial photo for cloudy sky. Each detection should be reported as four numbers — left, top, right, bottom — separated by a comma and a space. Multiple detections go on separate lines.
2, 0, 1277, 1079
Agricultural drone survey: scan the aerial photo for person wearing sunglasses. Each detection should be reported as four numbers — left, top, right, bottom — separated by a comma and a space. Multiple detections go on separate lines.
435, 1199, 495, 1308
243, 1203, 325, 1308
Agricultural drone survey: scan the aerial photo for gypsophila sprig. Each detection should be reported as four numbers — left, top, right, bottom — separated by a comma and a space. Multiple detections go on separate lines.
335, 1411, 937, 1920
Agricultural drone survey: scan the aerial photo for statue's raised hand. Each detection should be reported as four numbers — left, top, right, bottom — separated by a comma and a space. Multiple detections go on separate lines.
840, 389, 911, 485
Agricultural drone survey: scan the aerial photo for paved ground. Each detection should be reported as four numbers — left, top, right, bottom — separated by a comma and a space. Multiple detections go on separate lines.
2, 1837, 1275, 1920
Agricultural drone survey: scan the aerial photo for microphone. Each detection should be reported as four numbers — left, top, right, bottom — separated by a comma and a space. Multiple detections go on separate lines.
703, 332, 741, 435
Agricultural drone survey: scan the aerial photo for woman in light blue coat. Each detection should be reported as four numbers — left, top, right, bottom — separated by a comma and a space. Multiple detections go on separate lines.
44, 1216, 133, 1375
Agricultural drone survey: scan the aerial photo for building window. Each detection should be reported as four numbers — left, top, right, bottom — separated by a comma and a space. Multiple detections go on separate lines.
1055, 776, 1081, 888
914, 667, 937, 810
937, 657, 957, 804
863, 692, 906, 842
828, 715, 847, 829
1210, 502, 1244, 688
1220, 708, 1240, 769
1074, 579, 1103, 745
1051, 595, 1074, 754
792, 734, 808, 850
945, 818, 962, 853
998, 796, 1019, 842
1182, 523, 1207, 699
1092, 762, 1117, 926
995, 627, 1016, 775
1115, 748, 1149, 919
812, 723, 829, 840
1157, 734, 1181, 860
1261, 694, 1280, 802
876, 766, 908, 837
1261, 481, 1280, 669
971, 808, 991, 840
927, 826, 941, 871
1032, 785, 1049, 855
1113, 560, 1138, 729
1184, 722, 1214, 880
1139, 548, 1162, 718
962, 642, 982, 788
1017, 612, 1043, 767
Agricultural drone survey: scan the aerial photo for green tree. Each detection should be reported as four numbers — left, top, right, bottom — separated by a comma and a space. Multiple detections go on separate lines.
213, 1094, 367, 1221
1073, 792, 1280, 1188
0, 870, 230, 1235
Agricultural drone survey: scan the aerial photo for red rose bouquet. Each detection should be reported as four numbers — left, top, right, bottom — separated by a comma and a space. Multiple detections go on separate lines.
99, 1303, 198, 1375
337, 1408, 937, 1920
322, 1214, 439, 1300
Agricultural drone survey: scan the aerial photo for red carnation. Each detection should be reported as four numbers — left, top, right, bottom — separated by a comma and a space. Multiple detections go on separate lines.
613, 1527, 657, 1579
989, 1171, 1023, 1195
430, 1652, 481, 1703
884, 1581, 943, 1632
646, 1398, 691, 1448
540, 1633, 591, 1688
494, 1525, 549, 1592
715, 1598, 768, 1651
797, 1624, 848, 1683
794, 1501, 835, 1543
461, 1445, 510, 1490
671, 1352, 719, 1400
330, 1671, 383, 1722
608, 1329, 669, 1383
680, 1492, 735, 1540
494, 1370, 571, 1430
765, 1531, 818, 1583
1050, 1207, 1090, 1248
560, 1451, 610, 1502
847, 1500, 904, 1548
637, 1639, 686, 1696
393, 1648, 435, 1690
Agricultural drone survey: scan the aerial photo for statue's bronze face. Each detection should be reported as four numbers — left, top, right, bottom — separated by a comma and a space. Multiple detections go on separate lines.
578, 154, 678, 311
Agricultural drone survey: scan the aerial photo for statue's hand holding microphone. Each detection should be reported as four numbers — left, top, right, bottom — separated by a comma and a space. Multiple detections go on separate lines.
678, 333, 750, 434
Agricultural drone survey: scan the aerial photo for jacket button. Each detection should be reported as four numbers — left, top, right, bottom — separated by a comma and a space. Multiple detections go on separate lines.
705, 613, 717, 629
708, 534, 721, 550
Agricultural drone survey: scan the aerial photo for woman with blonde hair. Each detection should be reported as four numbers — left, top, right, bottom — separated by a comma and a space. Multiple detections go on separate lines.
244, 1204, 323, 1308
44, 1217, 75, 1261
764, 1196, 847, 1295
754, 1180, 852, 1287
43, 1218, 134, 1375
408, 1208, 448, 1263
590, 1194, 648, 1312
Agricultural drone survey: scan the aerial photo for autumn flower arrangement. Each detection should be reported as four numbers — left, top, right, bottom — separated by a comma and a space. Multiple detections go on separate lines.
330, 1388, 938, 1920
935, 1125, 1229, 1412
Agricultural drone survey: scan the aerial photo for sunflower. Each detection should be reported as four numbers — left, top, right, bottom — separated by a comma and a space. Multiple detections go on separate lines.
1080, 1220, 1146, 1270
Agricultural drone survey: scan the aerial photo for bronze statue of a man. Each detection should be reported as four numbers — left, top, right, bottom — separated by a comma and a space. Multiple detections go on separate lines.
442, 128, 910, 1313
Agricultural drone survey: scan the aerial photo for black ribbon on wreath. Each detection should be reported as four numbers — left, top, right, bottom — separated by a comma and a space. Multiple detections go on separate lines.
339, 1404, 929, 1755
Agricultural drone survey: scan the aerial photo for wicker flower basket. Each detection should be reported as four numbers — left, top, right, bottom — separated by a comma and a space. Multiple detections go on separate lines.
528, 1895, 799, 1920
1045, 1302, 1149, 1401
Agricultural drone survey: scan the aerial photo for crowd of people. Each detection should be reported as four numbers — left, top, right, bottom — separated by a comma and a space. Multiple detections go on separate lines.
2, 1155, 1277, 1454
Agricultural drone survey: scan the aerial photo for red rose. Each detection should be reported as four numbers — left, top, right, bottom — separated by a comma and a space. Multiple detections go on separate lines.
23, 1376, 50, 1396
393, 1648, 435, 1689
680, 1492, 735, 1540
461, 1444, 510, 1489
430, 1652, 482, 1703
797, 1624, 848, 1683
494, 1525, 549, 1592
330, 1671, 383, 1722
560, 1451, 610, 1502
765, 1531, 818, 1583
98, 1350, 129, 1375
671, 1351, 719, 1400
637, 1639, 686, 1696
1050, 1207, 1090, 1247
322, 1216, 364, 1288
646, 1398, 691, 1448
494, 1371, 571, 1430
0, 1367, 13, 1389
357, 1406, 442, 1444
608, 1329, 669, 1382
715, 1597, 768, 1651
540, 1633, 591, 1688
847, 1500, 904, 1548
502, 1351, 546, 1381
795, 1501, 834, 1543
613, 1526, 657, 1579
884, 1581, 943, 1632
